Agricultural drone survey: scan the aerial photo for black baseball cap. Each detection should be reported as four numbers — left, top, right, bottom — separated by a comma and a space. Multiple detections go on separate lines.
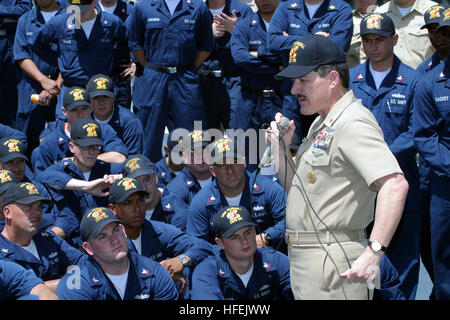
109, 177, 149, 204
1, 182, 51, 209
70, 118, 103, 147
63, 87, 90, 111
122, 154, 156, 179
0, 137, 28, 163
80, 207, 123, 240
86, 74, 115, 98
437, 8, 450, 31
421, 4, 450, 29
213, 206, 256, 238
0, 170, 16, 195
183, 130, 211, 152
210, 137, 245, 165
360, 13, 396, 37
275, 35, 346, 79
68, 0, 94, 5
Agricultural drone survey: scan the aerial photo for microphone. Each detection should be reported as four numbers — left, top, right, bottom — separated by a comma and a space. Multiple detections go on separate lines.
258, 116, 290, 169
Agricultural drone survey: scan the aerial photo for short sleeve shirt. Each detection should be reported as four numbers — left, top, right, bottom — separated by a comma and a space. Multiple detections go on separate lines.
286, 90, 403, 232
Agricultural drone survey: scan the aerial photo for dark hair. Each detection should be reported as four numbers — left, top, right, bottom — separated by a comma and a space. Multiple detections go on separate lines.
315, 62, 349, 89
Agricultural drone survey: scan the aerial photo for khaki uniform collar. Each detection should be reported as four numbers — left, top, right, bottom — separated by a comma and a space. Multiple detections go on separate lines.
387, 0, 428, 17
313, 90, 355, 131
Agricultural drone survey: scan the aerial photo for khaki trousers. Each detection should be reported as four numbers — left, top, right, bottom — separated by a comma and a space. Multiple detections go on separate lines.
287, 230, 373, 300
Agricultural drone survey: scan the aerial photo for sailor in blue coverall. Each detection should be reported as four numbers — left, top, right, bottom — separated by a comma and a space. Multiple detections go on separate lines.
55, 207, 179, 300
13, 0, 66, 155
96, 0, 135, 109
349, 13, 422, 299
412, 17, 450, 298
0, 0, 32, 127
127, 0, 214, 163
186, 138, 286, 251
267, 0, 353, 140
108, 177, 214, 298
0, 259, 47, 299
414, 4, 449, 294
190, 206, 293, 300
31, 0, 130, 119
199, 0, 252, 130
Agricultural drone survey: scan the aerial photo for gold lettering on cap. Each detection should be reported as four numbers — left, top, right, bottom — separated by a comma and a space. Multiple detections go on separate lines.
87, 208, 109, 223
365, 14, 384, 29
70, 88, 85, 101
82, 123, 99, 137
118, 177, 137, 191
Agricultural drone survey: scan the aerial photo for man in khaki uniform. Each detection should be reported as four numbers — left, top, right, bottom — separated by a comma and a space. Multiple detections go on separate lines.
376, 0, 438, 69
270, 34, 409, 300
347, 0, 378, 69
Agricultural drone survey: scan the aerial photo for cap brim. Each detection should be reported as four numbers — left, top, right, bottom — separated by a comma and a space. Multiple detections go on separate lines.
360, 30, 394, 38
126, 168, 155, 179
221, 221, 256, 238
212, 153, 245, 165
89, 90, 114, 98
66, 100, 90, 111
88, 219, 123, 239
15, 195, 52, 205
275, 65, 316, 80
74, 138, 103, 147
437, 21, 450, 31
112, 190, 149, 204
0, 153, 28, 163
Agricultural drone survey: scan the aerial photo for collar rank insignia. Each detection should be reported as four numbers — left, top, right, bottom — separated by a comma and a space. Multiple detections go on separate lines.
396, 75, 404, 82
356, 74, 363, 80
208, 195, 216, 203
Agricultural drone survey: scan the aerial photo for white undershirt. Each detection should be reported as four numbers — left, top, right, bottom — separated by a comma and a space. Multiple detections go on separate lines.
131, 231, 142, 255
225, 193, 242, 206
209, 6, 225, 16
145, 209, 154, 221
22, 240, 40, 260
305, 1, 323, 19
237, 263, 254, 288
369, 63, 391, 90
81, 17, 96, 39
396, 5, 412, 17
83, 171, 91, 181
41, 10, 58, 23
198, 176, 212, 189
105, 265, 130, 299
165, 0, 180, 15
99, 2, 117, 14
94, 111, 113, 124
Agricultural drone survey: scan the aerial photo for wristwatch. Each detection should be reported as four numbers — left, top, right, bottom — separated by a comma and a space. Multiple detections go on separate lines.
368, 240, 387, 253
177, 254, 192, 268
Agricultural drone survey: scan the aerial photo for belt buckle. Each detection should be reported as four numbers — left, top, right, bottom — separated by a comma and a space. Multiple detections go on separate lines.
212, 70, 222, 77
167, 67, 177, 74
263, 89, 274, 98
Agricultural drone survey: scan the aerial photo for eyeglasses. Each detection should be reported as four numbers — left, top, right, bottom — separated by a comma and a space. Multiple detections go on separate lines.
74, 144, 101, 152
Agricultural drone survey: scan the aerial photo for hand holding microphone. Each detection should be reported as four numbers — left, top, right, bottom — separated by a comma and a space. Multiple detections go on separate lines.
260, 114, 293, 169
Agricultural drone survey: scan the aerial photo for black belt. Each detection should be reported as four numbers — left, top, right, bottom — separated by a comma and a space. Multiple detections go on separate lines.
145, 62, 190, 74
241, 87, 281, 98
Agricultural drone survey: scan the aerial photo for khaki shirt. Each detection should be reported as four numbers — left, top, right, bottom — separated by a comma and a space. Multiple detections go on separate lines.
346, 9, 368, 69
286, 90, 402, 233
376, 0, 437, 69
